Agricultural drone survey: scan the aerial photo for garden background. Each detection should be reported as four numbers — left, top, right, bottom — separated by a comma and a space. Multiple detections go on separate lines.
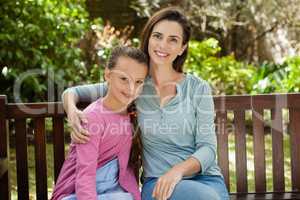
1, 0, 300, 199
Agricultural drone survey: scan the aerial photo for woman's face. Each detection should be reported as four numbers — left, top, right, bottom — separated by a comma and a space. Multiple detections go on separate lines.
148, 20, 187, 67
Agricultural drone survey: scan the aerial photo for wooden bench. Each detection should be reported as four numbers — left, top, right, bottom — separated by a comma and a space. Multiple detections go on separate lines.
0, 93, 300, 200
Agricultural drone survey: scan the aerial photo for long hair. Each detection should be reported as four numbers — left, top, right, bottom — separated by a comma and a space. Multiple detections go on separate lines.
127, 102, 143, 181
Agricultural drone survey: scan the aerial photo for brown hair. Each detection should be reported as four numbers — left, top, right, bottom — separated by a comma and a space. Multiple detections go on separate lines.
107, 45, 148, 69
140, 7, 191, 72
127, 102, 143, 180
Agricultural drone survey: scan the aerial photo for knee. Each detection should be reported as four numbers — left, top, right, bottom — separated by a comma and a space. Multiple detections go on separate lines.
170, 181, 221, 200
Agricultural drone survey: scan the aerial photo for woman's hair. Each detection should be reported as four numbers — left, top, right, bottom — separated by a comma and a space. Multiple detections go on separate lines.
107, 45, 148, 69
140, 7, 191, 72
106, 46, 146, 178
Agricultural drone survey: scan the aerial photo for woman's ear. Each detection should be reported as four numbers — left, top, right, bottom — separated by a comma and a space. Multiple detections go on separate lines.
104, 67, 110, 82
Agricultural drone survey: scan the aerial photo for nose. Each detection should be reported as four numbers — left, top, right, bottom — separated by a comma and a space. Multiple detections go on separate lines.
125, 80, 136, 96
157, 38, 168, 49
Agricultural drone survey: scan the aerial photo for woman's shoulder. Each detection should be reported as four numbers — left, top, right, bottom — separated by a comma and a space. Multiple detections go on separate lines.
184, 73, 211, 92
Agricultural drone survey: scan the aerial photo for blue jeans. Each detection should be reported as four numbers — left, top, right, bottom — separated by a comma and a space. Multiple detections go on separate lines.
141, 175, 229, 200
62, 158, 133, 200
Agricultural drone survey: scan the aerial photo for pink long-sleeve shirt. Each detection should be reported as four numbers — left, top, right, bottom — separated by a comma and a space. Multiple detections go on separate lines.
51, 98, 140, 200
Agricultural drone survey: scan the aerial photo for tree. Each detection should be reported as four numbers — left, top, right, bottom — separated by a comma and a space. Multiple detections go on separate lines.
0, 0, 90, 102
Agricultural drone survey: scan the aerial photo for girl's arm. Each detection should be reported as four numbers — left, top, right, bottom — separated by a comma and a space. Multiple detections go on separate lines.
75, 111, 103, 200
62, 83, 108, 143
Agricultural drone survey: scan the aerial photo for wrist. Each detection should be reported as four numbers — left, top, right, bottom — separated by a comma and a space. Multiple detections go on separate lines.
171, 165, 185, 177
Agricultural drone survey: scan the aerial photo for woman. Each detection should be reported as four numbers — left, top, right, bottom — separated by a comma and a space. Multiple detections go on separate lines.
62, 7, 229, 200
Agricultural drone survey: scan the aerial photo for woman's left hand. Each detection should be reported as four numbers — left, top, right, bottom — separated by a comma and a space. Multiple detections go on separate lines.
152, 167, 183, 200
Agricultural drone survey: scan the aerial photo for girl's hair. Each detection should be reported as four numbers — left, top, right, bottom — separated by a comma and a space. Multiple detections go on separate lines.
127, 102, 143, 180
106, 46, 146, 179
140, 7, 191, 73
107, 45, 148, 69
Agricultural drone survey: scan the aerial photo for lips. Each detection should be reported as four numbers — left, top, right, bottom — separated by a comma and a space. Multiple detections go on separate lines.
121, 92, 133, 99
154, 50, 169, 58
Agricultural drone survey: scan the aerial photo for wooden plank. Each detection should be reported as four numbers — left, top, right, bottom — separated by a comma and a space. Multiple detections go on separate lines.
5, 103, 65, 119
0, 95, 10, 200
5, 102, 91, 119
213, 93, 300, 110
271, 108, 285, 192
34, 118, 47, 200
216, 110, 230, 191
252, 108, 266, 192
15, 119, 29, 200
289, 108, 300, 191
234, 110, 248, 193
230, 192, 300, 200
52, 116, 65, 182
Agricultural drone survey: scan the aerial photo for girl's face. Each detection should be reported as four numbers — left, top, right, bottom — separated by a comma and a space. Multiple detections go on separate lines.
148, 20, 187, 67
105, 56, 148, 106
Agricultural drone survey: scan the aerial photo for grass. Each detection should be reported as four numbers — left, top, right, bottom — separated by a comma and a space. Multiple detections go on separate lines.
8, 133, 292, 199
227, 133, 292, 193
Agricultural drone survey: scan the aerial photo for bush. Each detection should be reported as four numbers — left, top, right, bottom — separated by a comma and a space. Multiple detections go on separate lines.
0, 0, 90, 102
186, 38, 256, 95
251, 56, 300, 94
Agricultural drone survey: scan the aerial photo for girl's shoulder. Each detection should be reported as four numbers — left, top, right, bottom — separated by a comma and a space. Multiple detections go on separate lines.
82, 98, 105, 120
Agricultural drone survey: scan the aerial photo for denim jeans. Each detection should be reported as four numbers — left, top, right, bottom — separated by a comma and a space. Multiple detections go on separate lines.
141, 175, 229, 200
62, 158, 133, 200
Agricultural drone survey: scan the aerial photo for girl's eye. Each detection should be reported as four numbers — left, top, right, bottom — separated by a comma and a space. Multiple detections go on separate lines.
136, 80, 144, 85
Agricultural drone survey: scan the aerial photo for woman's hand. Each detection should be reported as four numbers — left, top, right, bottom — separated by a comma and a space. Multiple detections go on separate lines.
67, 106, 90, 143
152, 167, 183, 200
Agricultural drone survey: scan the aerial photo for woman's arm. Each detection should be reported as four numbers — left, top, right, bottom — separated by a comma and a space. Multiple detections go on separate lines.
189, 82, 217, 174
152, 81, 216, 200
62, 83, 108, 143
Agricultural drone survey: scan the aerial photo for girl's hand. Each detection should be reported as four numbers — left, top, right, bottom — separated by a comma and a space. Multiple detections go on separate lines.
152, 167, 183, 200
67, 107, 90, 143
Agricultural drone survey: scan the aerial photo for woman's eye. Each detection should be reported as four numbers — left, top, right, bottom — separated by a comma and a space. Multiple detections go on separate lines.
170, 38, 178, 43
152, 34, 161, 39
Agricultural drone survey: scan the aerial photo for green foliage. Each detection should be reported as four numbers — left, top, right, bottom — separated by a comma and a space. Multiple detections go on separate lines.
0, 0, 90, 102
186, 38, 256, 94
251, 57, 300, 94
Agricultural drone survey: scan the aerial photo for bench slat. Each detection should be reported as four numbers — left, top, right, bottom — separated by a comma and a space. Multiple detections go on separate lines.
234, 110, 248, 193
216, 111, 230, 191
15, 119, 29, 200
252, 108, 266, 192
52, 116, 65, 182
289, 108, 300, 191
271, 108, 285, 192
34, 118, 48, 200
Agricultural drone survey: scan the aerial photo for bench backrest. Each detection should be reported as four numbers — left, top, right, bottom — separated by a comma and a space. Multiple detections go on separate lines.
0, 93, 300, 200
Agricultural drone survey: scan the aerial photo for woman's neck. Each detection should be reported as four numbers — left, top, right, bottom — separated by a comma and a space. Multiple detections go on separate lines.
149, 63, 182, 86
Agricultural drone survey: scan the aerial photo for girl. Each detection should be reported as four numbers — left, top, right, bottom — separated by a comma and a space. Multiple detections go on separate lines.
51, 46, 148, 200
62, 7, 230, 200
